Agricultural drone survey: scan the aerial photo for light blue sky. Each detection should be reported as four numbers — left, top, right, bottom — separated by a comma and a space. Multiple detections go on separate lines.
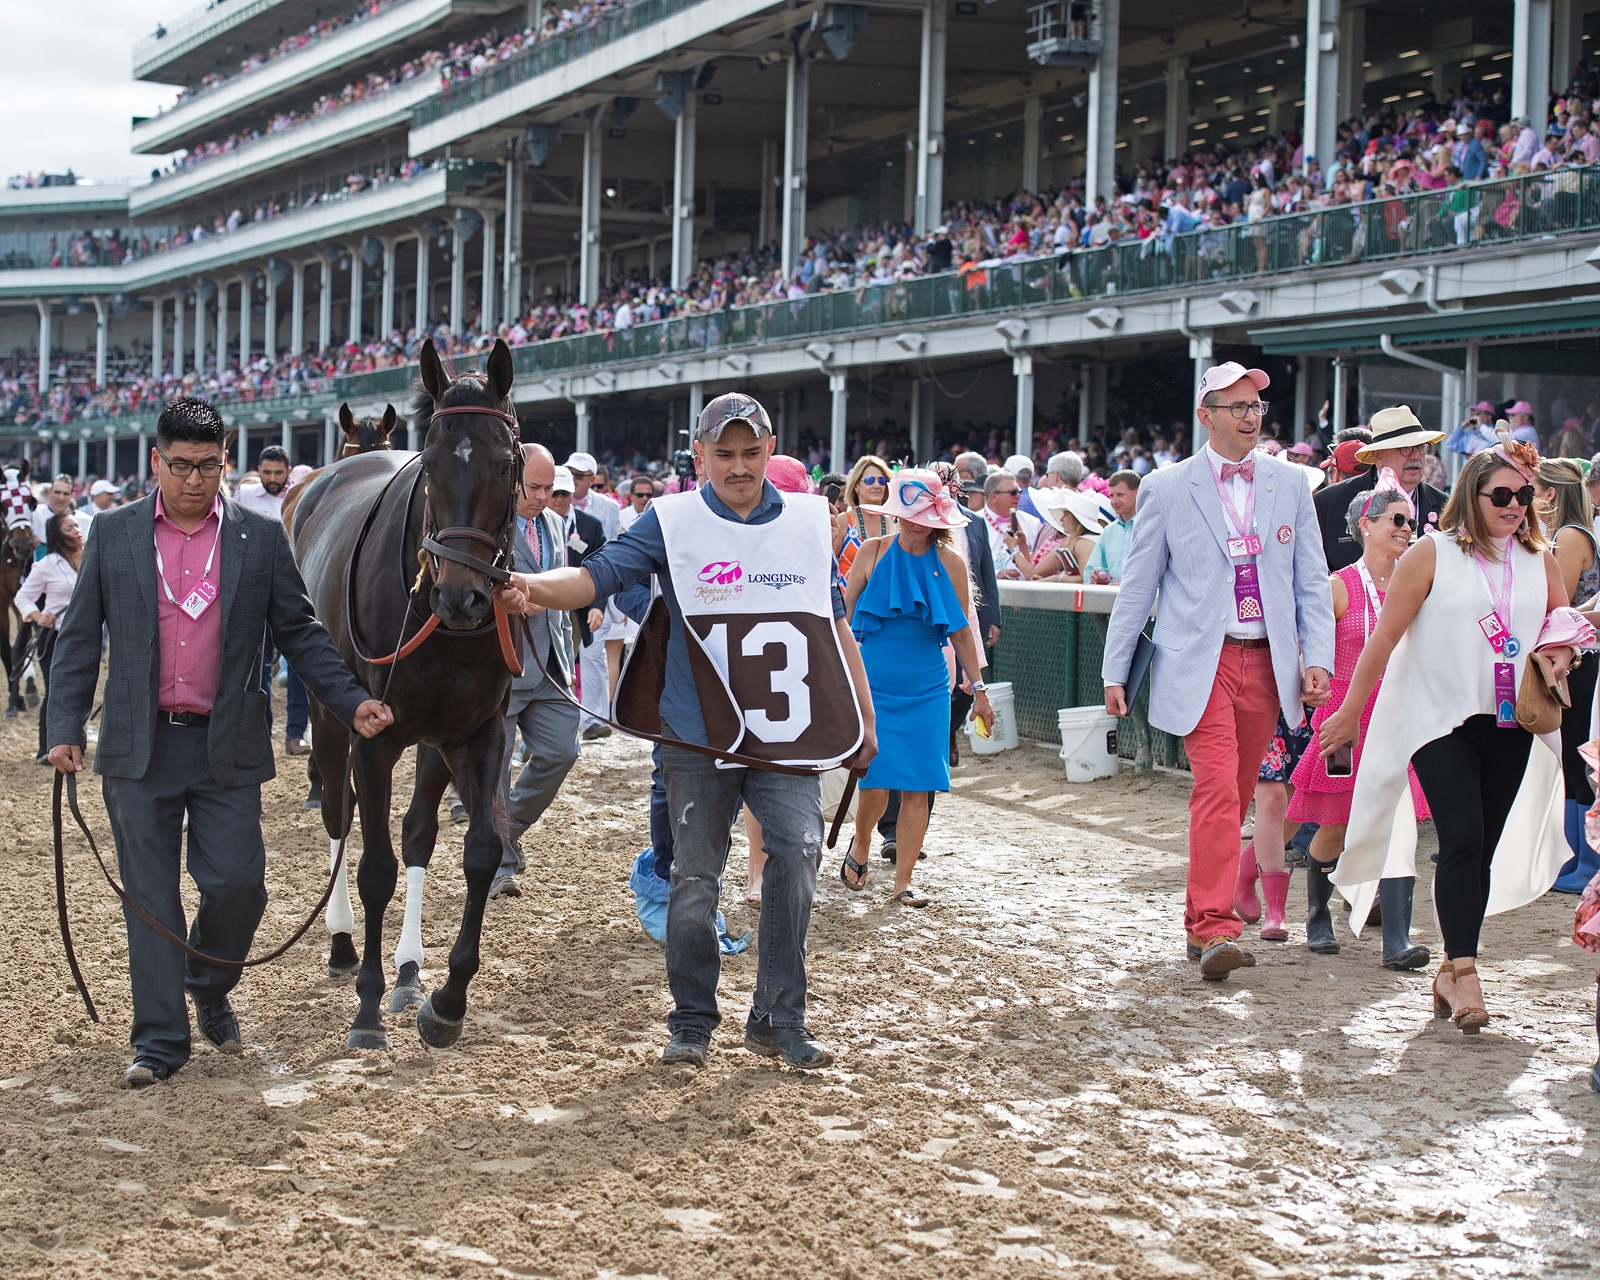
7, 2, 184, 183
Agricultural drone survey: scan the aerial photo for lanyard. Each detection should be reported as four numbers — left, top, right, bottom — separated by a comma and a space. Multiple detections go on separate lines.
1473, 547, 1516, 649
154, 505, 224, 607
1355, 561, 1384, 644
1209, 454, 1255, 540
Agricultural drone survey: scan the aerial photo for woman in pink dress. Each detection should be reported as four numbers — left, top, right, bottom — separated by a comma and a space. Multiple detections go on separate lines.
1290, 468, 1432, 969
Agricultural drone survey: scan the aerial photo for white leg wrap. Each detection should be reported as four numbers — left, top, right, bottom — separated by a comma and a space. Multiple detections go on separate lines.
325, 837, 355, 936
394, 866, 426, 970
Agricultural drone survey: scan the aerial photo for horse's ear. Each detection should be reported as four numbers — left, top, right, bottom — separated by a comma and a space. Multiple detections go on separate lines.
338, 402, 357, 438
380, 404, 398, 442
419, 339, 447, 401
486, 339, 514, 403
16, 459, 29, 484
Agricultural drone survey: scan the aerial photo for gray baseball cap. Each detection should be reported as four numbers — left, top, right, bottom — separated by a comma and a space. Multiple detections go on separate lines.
695, 393, 773, 442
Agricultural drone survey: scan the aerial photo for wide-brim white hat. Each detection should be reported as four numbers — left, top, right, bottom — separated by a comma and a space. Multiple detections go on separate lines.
1355, 405, 1444, 461
1034, 486, 1112, 535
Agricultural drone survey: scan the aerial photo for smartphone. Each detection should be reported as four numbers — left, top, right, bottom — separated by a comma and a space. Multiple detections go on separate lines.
1009, 513, 1021, 536
1326, 744, 1353, 777
972, 713, 991, 740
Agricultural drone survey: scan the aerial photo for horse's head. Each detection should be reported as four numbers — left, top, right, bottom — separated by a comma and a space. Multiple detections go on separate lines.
415, 339, 519, 630
1, 523, 35, 577
338, 402, 399, 456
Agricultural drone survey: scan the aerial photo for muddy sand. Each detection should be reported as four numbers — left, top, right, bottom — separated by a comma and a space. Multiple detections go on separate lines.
1, 697, 1596, 1278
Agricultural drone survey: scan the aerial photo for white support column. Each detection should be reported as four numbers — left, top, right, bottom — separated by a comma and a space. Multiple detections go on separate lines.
415, 231, 430, 333
574, 398, 591, 454
92, 296, 108, 388
1513, 0, 1553, 139
480, 209, 496, 331
1337, 5, 1365, 123
318, 255, 333, 352
349, 246, 364, 345
51, 437, 61, 476
237, 423, 248, 478
215, 278, 228, 375
450, 225, 466, 335
829, 372, 847, 470
380, 238, 397, 338
105, 429, 116, 480
1189, 333, 1213, 458
1164, 57, 1189, 160
323, 417, 336, 466
1332, 356, 1352, 437
173, 290, 186, 376
1022, 96, 1042, 193
1554, 0, 1582, 96
282, 421, 292, 455
1085, 0, 1120, 207
194, 281, 207, 377
290, 263, 305, 355
1302, 0, 1340, 176
1013, 354, 1035, 461
236, 274, 252, 370
503, 149, 522, 322
137, 432, 148, 484
781, 52, 810, 270
688, 382, 704, 447
579, 112, 603, 305
151, 295, 164, 378
408, 417, 421, 452
78, 436, 88, 482
35, 299, 51, 393
914, 0, 946, 234
263, 275, 277, 359
672, 91, 698, 286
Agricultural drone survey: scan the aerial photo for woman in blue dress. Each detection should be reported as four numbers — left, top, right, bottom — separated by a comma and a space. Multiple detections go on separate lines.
841, 469, 993, 906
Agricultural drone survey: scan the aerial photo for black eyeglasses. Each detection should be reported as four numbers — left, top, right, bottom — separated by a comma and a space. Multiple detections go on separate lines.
1203, 399, 1270, 420
1479, 485, 1536, 508
155, 447, 225, 479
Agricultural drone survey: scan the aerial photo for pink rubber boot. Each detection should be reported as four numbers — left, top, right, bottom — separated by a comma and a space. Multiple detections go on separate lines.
1259, 869, 1291, 941
1235, 841, 1262, 924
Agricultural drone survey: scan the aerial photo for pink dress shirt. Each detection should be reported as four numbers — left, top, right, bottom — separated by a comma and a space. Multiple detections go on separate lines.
154, 491, 225, 714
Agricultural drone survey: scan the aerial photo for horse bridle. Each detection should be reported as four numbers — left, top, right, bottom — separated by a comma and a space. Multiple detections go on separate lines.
416, 403, 521, 588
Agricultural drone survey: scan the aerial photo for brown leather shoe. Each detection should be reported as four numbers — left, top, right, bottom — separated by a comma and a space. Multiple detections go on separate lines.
1199, 937, 1247, 981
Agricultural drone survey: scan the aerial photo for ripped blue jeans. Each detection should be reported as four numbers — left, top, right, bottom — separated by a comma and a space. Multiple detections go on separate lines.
659, 745, 824, 1038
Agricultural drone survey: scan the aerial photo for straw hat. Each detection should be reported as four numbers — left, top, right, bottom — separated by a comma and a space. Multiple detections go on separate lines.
1034, 486, 1112, 536
1354, 405, 1444, 462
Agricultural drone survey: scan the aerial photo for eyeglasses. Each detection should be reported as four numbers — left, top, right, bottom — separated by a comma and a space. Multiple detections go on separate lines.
994, 488, 1021, 497
631, 490, 652, 499
1479, 485, 1536, 508
155, 447, 225, 479
1371, 511, 1418, 530
1204, 400, 1270, 420
859, 475, 890, 487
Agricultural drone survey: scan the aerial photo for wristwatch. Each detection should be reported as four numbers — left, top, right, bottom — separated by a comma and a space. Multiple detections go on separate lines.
970, 680, 988, 693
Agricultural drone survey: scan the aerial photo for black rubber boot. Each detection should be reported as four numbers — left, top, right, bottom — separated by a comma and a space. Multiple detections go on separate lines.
1378, 876, 1429, 970
1305, 857, 1340, 955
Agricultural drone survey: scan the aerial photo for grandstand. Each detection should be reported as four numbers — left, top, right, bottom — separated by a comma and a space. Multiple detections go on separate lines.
4, 0, 1600, 480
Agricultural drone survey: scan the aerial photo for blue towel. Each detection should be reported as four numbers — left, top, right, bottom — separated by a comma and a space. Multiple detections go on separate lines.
629, 849, 750, 954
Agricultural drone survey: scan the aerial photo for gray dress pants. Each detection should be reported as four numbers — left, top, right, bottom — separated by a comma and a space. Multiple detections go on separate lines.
496, 668, 582, 876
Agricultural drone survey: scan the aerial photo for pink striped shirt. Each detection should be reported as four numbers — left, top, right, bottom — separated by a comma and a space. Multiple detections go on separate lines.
154, 491, 225, 714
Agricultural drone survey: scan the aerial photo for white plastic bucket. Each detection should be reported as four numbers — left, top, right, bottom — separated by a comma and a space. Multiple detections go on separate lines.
1057, 706, 1120, 781
966, 682, 1018, 754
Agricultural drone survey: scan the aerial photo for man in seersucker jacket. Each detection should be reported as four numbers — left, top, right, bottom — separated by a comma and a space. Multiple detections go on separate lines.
46, 397, 393, 1090
1101, 363, 1335, 982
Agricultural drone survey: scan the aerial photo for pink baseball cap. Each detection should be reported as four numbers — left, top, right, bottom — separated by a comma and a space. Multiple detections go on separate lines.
1196, 361, 1270, 410
1508, 400, 1534, 416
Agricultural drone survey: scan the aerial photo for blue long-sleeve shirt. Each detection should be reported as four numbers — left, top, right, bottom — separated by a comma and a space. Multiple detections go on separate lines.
581, 481, 846, 746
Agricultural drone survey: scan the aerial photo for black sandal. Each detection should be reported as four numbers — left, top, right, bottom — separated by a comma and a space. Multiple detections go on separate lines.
892, 888, 931, 908
840, 840, 868, 892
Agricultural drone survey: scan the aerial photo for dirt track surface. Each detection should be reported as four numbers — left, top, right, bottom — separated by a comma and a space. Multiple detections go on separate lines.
1, 696, 1597, 1278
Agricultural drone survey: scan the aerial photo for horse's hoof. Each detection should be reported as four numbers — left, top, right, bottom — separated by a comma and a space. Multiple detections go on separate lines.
346, 1026, 388, 1051
327, 933, 360, 980
2, 708, 14, 720
389, 961, 425, 1013
416, 996, 463, 1048
301, 794, 322, 811
25, 694, 38, 709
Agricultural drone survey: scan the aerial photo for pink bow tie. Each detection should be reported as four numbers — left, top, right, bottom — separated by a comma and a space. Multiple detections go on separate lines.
1221, 459, 1255, 482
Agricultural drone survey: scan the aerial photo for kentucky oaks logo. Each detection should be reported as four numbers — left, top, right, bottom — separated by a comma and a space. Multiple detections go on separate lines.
696, 560, 744, 603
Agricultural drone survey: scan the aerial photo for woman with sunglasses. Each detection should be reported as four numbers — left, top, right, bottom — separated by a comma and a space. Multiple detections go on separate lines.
834, 455, 897, 582
1535, 458, 1600, 893
1278, 470, 1432, 966
1320, 436, 1592, 1035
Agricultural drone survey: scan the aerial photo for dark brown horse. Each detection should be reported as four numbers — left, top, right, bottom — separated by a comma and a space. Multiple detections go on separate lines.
2, 522, 40, 717
288, 341, 521, 1050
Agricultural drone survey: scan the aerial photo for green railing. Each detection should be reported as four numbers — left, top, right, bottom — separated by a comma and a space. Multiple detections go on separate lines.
412, 0, 705, 129
1, 385, 339, 439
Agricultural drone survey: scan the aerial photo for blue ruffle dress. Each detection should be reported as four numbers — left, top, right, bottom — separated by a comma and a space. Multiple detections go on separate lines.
852, 538, 969, 793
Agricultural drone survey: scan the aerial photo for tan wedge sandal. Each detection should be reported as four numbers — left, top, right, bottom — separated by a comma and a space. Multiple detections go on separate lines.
1448, 958, 1490, 1034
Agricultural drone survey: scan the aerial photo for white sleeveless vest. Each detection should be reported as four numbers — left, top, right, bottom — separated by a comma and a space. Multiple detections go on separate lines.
618, 488, 863, 769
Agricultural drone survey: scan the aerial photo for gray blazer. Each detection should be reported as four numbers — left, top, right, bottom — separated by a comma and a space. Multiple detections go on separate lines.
512, 507, 574, 691
1101, 451, 1336, 738
48, 494, 370, 786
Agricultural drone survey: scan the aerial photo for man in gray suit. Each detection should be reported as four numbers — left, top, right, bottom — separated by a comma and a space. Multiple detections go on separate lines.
1103, 363, 1335, 981
47, 398, 393, 1088
488, 443, 583, 899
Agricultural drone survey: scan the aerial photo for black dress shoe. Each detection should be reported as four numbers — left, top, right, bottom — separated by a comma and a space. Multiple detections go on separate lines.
192, 996, 242, 1055
122, 1057, 172, 1089
661, 1029, 711, 1067
744, 1023, 834, 1068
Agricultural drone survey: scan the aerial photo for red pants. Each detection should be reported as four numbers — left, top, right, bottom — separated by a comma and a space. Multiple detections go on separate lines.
1182, 645, 1281, 945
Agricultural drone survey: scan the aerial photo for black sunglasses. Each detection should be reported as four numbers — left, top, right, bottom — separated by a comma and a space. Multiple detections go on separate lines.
1373, 511, 1417, 530
1479, 485, 1536, 508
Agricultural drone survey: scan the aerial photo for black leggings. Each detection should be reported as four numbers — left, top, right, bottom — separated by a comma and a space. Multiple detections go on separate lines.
1561, 657, 1599, 803
1411, 714, 1534, 960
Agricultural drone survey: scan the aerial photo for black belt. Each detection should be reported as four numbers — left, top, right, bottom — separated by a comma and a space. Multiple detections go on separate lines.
159, 710, 211, 728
